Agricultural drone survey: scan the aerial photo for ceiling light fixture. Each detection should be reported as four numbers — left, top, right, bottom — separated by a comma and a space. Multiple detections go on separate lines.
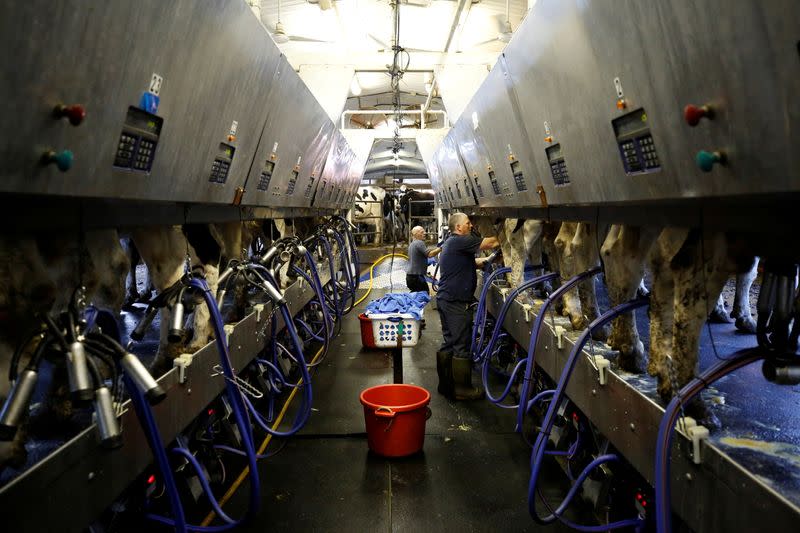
274, 21, 290, 44
273, 0, 290, 44
498, 0, 513, 43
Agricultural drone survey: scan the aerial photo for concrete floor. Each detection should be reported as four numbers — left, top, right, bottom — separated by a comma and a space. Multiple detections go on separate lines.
224, 288, 590, 532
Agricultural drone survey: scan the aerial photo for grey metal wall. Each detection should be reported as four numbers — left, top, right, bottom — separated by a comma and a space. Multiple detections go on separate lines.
0, 0, 355, 211
431, 0, 800, 209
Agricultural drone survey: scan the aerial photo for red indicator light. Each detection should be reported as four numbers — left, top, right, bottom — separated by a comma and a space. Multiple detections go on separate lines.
572, 412, 578, 421
208, 408, 216, 416
636, 493, 642, 500
147, 474, 156, 484
642, 501, 647, 507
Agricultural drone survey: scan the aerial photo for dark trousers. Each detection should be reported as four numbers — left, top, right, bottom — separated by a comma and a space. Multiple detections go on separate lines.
436, 297, 473, 358
406, 274, 429, 294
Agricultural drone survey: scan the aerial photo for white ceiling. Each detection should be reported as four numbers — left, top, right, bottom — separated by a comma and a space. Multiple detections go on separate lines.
250, 0, 532, 181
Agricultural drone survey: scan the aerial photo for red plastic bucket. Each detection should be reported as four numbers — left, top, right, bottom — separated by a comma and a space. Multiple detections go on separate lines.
358, 313, 375, 348
360, 384, 431, 457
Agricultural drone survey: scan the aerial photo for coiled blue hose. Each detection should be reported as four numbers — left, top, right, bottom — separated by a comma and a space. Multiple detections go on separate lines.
470, 267, 512, 357
516, 267, 602, 432
654, 348, 763, 533
528, 297, 648, 530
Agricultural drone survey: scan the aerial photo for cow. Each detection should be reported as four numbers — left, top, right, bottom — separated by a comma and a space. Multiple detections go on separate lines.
600, 225, 661, 372
0, 229, 128, 471
708, 258, 759, 333
120, 237, 154, 308
553, 222, 607, 341
131, 225, 221, 377
353, 187, 385, 245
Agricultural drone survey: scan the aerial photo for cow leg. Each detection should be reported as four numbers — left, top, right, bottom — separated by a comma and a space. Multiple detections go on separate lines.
732, 256, 758, 333
542, 222, 563, 313
708, 292, 732, 323
572, 223, 606, 340
554, 222, 582, 326
670, 231, 729, 428
601, 225, 649, 372
647, 228, 688, 391
523, 220, 548, 297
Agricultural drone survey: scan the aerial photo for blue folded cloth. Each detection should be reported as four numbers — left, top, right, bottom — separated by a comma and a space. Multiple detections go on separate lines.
365, 292, 430, 320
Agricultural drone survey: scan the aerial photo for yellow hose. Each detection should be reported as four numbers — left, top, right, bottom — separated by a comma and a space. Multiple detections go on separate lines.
200, 343, 325, 527
202, 252, 408, 525
353, 253, 408, 307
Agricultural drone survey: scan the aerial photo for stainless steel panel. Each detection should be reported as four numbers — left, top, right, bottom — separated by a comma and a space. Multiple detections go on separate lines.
501, 0, 800, 206
455, 64, 543, 208
451, 115, 497, 207
232, 55, 333, 209
441, 133, 474, 209
0, 274, 328, 533
316, 131, 349, 209
480, 282, 800, 533
0, 0, 280, 205
431, 0, 798, 209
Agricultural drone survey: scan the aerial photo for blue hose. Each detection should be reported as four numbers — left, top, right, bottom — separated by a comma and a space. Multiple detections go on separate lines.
474, 272, 560, 364
528, 297, 648, 530
128, 374, 188, 533
516, 267, 602, 432
654, 348, 763, 533
470, 267, 512, 357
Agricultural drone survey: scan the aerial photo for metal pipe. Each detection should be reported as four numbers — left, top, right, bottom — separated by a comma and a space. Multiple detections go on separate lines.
340, 109, 448, 129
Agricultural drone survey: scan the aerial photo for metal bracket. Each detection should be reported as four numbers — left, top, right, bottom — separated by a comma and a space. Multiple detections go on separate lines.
253, 303, 265, 322
522, 303, 533, 323
499, 287, 510, 301
687, 424, 710, 465
675, 416, 697, 433
224, 324, 235, 345
594, 355, 610, 385
555, 325, 567, 349
173, 353, 195, 384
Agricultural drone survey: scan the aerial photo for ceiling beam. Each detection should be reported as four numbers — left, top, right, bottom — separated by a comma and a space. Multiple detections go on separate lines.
443, 0, 472, 53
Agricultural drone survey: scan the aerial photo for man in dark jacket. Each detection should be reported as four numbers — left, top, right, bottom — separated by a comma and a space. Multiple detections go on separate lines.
436, 213, 499, 400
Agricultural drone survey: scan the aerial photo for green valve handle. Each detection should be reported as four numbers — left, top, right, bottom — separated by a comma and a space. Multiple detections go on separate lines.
42, 149, 74, 172
397, 323, 404, 335
695, 150, 724, 173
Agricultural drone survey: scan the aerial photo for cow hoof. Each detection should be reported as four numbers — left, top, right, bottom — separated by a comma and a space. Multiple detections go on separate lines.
122, 293, 140, 309
590, 324, 609, 342
708, 306, 732, 324
0, 439, 27, 470
618, 343, 646, 373
734, 315, 757, 334
685, 400, 722, 431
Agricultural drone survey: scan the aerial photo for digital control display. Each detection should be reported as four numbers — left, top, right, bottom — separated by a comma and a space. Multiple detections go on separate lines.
286, 169, 299, 195
612, 108, 661, 174
488, 170, 501, 195
257, 160, 275, 191
510, 160, 528, 191
209, 143, 235, 184
304, 176, 315, 198
113, 106, 162, 173
473, 176, 484, 197
546, 143, 570, 187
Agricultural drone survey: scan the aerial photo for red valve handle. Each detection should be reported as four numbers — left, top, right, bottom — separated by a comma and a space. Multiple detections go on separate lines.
53, 104, 86, 126
683, 104, 712, 127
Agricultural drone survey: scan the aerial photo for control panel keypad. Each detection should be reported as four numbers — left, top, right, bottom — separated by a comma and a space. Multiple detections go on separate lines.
113, 107, 162, 173
257, 160, 275, 191
546, 143, 570, 187
612, 108, 661, 175
208, 143, 235, 184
